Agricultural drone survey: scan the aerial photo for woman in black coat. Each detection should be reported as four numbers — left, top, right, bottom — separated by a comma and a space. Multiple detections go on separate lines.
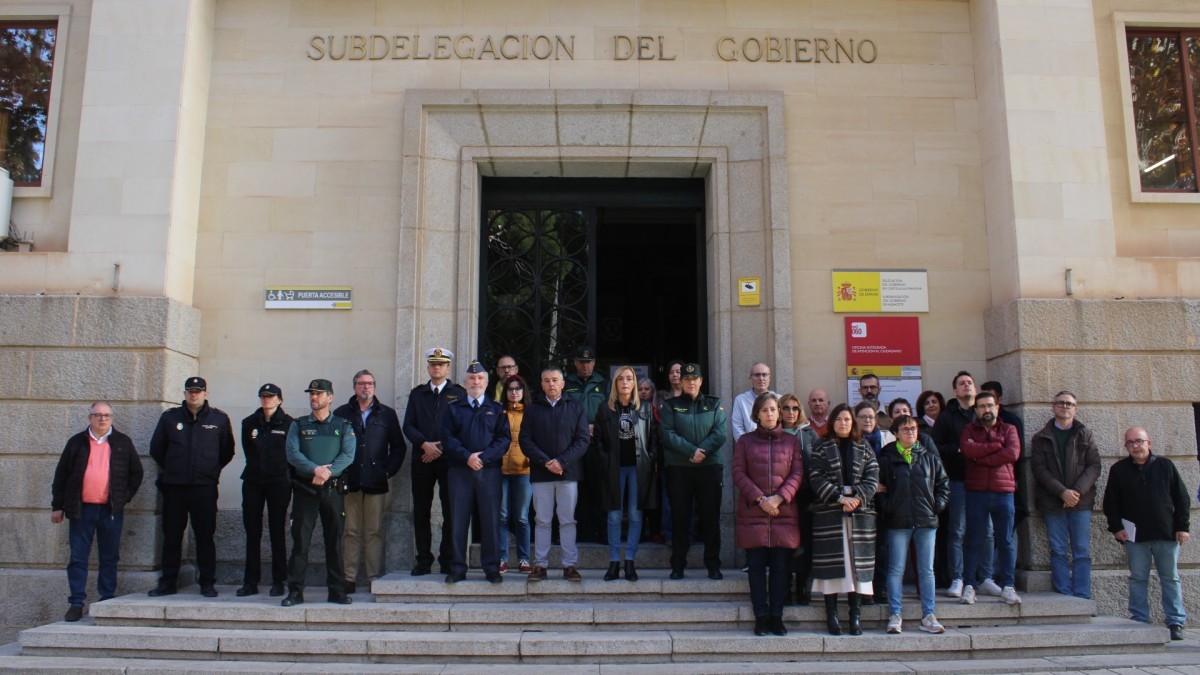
594, 365, 659, 581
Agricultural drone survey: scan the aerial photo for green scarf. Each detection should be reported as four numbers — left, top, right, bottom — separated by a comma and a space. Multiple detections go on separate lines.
897, 441, 917, 464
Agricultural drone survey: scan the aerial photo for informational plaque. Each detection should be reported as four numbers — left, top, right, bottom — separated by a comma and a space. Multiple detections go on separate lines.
844, 316, 924, 408
738, 277, 761, 306
265, 287, 352, 310
831, 270, 928, 313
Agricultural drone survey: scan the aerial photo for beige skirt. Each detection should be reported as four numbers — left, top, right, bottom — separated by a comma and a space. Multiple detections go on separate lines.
811, 519, 873, 596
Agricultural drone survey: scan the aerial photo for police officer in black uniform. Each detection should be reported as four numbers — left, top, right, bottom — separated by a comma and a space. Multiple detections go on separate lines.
282, 379, 356, 607
442, 360, 512, 583
237, 383, 293, 597
148, 376, 236, 597
402, 347, 466, 575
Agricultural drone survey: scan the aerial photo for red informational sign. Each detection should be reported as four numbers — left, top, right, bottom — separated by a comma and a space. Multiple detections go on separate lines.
845, 316, 921, 369
844, 317, 923, 409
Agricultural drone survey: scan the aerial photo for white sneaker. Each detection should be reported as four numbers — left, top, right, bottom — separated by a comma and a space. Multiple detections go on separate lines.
920, 614, 945, 634
1001, 586, 1022, 605
959, 585, 976, 604
978, 578, 1002, 596
946, 579, 963, 598
887, 614, 902, 634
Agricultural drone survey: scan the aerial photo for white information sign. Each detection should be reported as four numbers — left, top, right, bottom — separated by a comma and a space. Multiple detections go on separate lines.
265, 287, 352, 310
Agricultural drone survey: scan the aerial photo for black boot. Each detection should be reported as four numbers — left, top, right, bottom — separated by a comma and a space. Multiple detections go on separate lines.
824, 594, 842, 635
768, 616, 788, 636
795, 576, 810, 606
604, 561, 621, 581
753, 616, 769, 636
847, 592, 863, 635
624, 560, 638, 582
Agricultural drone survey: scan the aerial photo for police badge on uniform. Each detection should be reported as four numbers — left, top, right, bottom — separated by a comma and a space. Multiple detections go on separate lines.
251, 429, 259, 439
176, 422, 183, 431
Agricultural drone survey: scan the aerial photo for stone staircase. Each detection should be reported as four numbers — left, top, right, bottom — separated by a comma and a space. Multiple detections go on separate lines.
5, 566, 1170, 671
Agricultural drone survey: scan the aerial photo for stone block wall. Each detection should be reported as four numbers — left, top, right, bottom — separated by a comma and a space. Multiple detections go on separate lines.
988, 298, 1200, 625
0, 294, 199, 641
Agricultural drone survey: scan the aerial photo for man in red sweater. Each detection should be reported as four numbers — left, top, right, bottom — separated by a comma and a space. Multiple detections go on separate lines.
958, 391, 1022, 606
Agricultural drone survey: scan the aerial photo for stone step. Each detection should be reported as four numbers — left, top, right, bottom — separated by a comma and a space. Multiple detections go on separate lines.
88, 584, 1099, 632
468, 541, 676, 569
17, 618, 1167, 664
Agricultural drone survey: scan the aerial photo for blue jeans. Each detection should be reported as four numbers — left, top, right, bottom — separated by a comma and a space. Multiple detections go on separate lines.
68, 504, 124, 607
1126, 539, 1187, 626
888, 527, 936, 617
499, 474, 532, 562
608, 466, 643, 560
1044, 509, 1092, 598
947, 480, 993, 582
963, 491, 1014, 588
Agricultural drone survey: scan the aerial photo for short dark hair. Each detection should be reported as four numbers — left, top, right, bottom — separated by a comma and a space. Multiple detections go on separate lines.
502, 374, 530, 406
1054, 390, 1077, 402
887, 397, 911, 418
916, 390, 945, 416
952, 370, 974, 388
859, 373, 879, 385
751, 391, 779, 426
974, 391, 997, 406
889, 414, 917, 435
980, 380, 1003, 397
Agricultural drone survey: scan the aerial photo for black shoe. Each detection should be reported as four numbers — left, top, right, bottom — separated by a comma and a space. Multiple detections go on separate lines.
604, 561, 621, 581
1170, 624, 1185, 641
327, 592, 352, 605
624, 560, 638, 582
861, 594, 875, 606
269, 582, 286, 597
708, 569, 724, 580
873, 592, 888, 605
64, 605, 83, 622
439, 565, 451, 575
281, 590, 304, 607
235, 584, 258, 597
486, 574, 503, 584
847, 592, 863, 635
200, 585, 218, 598
344, 581, 357, 595
795, 586, 811, 606
445, 573, 466, 583
410, 564, 431, 577
669, 569, 685, 580
824, 595, 842, 636
753, 617, 769, 636
768, 616, 788, 636
148, 582, 177, 597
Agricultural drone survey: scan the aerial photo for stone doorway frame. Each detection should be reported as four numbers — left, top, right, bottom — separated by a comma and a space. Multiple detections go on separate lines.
395, 89, 793, 411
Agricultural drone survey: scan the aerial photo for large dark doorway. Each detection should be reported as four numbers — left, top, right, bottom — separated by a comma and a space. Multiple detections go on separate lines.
479, 177, 706, 385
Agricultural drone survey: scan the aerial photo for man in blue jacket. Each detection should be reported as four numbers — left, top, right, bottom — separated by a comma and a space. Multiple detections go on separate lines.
442, 361, 511, 583
334, 369, 406, 593
521, 366, 590, 582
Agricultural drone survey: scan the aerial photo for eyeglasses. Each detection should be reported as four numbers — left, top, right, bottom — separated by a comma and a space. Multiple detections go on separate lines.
751, 373, 770, 378
506, 387, 523, 393
861, 385, 880, 391
1125, 439, 1149, 446
897, 426, 919, 433
355, 381, 376, 387
498, 364, 517, 371
781, 406, 801, 412
856, 414, 875, 421
1053, 401, 1076, 408
89, 413, 113, 420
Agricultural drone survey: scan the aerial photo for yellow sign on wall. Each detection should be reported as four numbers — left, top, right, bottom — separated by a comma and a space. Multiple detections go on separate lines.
738, 277, 761, 306
832, 270, 928, 313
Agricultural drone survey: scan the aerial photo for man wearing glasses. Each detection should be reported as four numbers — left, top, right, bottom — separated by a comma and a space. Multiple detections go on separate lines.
1103, 427, 1190, 640
51, 402, 144, 621
492, 355, 519, 402
859, 373, 891, 431
334, 369, 406, 593
958, 390, 1022, 606
1030, 391, 1100, 599
730, 362, 773, 442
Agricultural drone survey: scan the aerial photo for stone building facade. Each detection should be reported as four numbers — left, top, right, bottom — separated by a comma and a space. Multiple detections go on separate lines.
0, 0, 1198, 640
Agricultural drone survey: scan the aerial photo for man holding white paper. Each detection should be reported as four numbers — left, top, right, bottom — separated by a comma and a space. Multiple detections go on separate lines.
1102, 427, 1190, 640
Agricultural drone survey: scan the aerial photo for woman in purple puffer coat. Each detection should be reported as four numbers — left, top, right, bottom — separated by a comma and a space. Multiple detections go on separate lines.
732, 392, 805, 637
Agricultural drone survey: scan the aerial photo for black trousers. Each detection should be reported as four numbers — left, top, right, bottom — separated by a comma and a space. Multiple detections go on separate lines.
747, 546, 793, 618
287, 483, 345, 592
411, 458, 453, 569
159, 483, 218, 586
242, 480, 291, 585
666, 464, 723, 571
448, 465, 503, 575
